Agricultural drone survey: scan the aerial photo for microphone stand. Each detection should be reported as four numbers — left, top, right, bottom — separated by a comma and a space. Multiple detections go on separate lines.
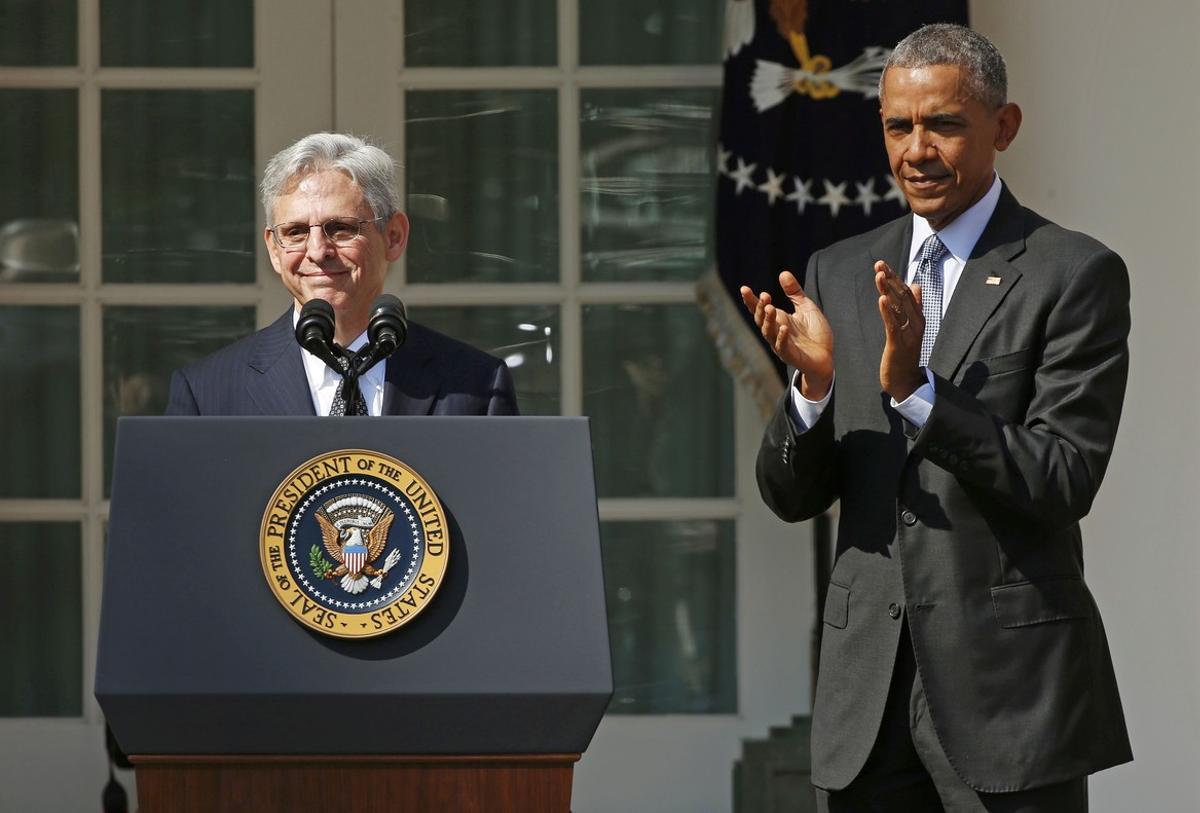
295, 296, 408, 412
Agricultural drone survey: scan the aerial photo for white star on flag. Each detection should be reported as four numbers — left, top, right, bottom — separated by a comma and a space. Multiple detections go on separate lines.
818, 180, 851, 217
730, 157, 757, 195
758, 169, 786, 205
717, 145, 732, 176
884, 175, 909, 209
784, 177, 814, 215
855, 179, 881, 217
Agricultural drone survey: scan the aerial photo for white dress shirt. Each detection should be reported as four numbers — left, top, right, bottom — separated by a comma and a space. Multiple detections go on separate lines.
789, 174, 1003, 432
293, 309, 387, 416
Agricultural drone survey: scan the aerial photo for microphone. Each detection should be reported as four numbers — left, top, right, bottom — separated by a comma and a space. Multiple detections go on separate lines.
351, 295, 408, 377
368, 294, 408, 355
294, 298, 343, 371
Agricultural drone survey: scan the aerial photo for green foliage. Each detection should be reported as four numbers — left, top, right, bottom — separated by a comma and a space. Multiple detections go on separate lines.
310, 545, 333, 579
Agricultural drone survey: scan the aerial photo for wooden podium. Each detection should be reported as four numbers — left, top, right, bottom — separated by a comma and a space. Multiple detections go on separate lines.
132, 754, 578, 812
98, 417, 612, 813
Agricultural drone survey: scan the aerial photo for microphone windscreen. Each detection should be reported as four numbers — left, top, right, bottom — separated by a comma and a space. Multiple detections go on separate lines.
295, 298, 335, 348
368, 295, 407, 348
300, 298, 335, 322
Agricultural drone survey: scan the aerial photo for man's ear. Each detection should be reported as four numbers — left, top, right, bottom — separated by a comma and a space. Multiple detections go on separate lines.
994, 102, 1022, 152
263, 228, 284, 276
384, 212, 410, 262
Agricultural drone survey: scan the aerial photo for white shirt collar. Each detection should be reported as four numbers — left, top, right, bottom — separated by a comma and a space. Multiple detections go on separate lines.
291, 307, 387, 416
908, 173, 1003, 265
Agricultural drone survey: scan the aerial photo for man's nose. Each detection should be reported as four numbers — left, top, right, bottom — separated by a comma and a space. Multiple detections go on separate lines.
904, 128, 937, 163
305, 224, 336, 262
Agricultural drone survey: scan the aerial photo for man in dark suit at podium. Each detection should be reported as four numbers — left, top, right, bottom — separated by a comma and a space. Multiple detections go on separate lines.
742, 24, 1130, 812
166, 132, 518, 417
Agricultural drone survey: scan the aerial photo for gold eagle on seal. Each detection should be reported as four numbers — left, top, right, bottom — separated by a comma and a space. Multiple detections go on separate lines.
314, 494, 400, 595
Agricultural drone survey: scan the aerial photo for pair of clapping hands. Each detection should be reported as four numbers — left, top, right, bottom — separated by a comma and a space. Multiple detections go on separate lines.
739, 262, 926, 403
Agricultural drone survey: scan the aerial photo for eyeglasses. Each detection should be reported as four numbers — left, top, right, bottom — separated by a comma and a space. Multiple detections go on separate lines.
269, 217, 385, 249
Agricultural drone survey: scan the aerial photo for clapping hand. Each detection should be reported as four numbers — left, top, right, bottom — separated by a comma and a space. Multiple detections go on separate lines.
740, 271, 834, 400
873, 260, 925, 401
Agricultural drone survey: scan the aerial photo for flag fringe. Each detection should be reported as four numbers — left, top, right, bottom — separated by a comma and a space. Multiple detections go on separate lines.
696, 268, 784, 421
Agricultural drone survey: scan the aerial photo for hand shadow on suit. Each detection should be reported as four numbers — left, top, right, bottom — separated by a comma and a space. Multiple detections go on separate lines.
886, 391, 953, 533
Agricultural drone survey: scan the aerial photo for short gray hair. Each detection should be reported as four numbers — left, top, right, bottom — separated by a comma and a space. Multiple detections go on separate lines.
880, 24, 1008, 110
261, 132, 400, 225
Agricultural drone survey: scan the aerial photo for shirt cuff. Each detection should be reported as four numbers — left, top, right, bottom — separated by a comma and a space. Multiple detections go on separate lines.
890, 368, 936, 429
787, 371, 833, 433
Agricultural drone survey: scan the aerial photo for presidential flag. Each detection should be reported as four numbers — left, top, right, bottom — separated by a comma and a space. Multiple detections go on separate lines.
699, 0, 968, 415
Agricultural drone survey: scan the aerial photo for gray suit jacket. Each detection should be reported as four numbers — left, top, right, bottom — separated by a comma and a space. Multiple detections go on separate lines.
166, 310, 518, 416
757, 186, 1132, 792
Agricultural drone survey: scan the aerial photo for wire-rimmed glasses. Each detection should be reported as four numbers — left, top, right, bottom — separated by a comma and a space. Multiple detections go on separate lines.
269, 216, 385, 250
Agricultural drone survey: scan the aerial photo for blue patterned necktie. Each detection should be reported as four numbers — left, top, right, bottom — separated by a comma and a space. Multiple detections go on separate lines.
329, 353, 368, 416
914, 234, 949, 367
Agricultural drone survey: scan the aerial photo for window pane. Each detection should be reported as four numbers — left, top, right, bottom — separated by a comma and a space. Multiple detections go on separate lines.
579, 0, 722, 66
581, 88, 717, 282
0, 0, 77, 66
103, 306, 256, 494
102, 90, 256, 283
406, 90, 558, 283
410, 305, 560, 415
0, 90, 78, 284
603, 520, 735, 714
0, 523, 82, 717
584, 304, 733, 498
405, 0, 556, 67
101, 0, 252, 67
0, 307, 80, 498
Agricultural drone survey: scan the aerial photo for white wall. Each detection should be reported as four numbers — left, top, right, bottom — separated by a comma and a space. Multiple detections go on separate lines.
971, 2, 1200, 810
572, 385, 815, 812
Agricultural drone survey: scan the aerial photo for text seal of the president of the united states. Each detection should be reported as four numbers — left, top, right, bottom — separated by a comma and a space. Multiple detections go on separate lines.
259, 449, 449, 639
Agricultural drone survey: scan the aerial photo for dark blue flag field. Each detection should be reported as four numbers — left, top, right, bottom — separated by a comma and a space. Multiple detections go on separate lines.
699, 0, 967, 414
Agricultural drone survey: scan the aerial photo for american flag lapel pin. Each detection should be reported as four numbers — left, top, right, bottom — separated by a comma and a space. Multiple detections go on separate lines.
985, 275, 1002, 285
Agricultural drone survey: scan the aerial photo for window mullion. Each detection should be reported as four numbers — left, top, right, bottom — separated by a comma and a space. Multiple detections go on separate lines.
558, 0, 582, 416
395, 86, 407, 288
78, 0, 105, 726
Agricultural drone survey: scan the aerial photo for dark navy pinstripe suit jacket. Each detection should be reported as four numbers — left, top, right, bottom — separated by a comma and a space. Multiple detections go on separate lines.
166, 310, 519, 416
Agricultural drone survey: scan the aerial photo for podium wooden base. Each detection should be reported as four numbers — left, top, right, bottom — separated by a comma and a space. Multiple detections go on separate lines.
131, 754, 580, 812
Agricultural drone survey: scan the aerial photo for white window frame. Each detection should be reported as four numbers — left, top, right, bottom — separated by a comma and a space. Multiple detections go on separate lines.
334, 2, 813, 810
0, 2, 814, 809
0, 1, 336, 806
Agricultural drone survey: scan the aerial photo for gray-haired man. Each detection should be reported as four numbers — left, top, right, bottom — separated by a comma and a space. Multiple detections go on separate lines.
742, 24, 1131, 811
167, 132, 518, 417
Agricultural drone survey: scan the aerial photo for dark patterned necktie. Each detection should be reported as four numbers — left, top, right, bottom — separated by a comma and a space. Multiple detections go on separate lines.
329, 354, 368, 416
914, 234, 949, 367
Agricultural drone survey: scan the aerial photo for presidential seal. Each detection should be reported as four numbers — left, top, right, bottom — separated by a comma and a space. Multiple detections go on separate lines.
259, 450, 449, 639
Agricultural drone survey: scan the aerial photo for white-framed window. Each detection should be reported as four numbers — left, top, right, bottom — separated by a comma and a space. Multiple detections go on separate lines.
1, 2, 813, 809
383, 0, 737, 717
0, 1, 334, 806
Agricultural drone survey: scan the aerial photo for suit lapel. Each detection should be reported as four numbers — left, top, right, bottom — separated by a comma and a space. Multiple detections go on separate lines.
382, 324, 437, 416
246, 311, 316, 416
928, 187, 1026, 381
